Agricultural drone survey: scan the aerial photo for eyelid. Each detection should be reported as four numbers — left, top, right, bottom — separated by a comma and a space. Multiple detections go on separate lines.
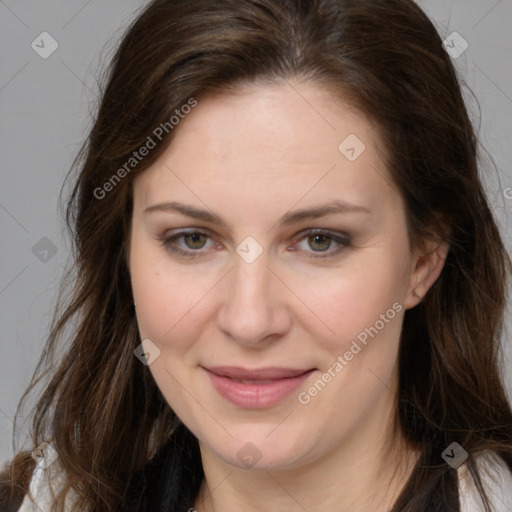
158, 227, 351, 259
289, 229, 351, 259
157, 228, 218, 258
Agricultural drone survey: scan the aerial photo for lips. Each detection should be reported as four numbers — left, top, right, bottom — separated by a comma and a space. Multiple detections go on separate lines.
205, 366, 312, 380
203, 366, 316, 409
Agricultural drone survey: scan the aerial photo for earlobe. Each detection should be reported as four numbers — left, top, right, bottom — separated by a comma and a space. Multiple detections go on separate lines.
405, 240, 450, 309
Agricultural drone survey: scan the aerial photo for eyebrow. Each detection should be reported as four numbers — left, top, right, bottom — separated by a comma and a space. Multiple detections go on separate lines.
143, 200, 373, 230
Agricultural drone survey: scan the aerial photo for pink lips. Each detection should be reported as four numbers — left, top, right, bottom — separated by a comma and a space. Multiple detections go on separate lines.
203, 366, 315, 409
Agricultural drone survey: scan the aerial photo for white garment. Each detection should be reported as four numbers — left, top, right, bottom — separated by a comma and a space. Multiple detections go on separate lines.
18, 450, 512, 511
17, 460, 78, 512
458, 451, 512, 511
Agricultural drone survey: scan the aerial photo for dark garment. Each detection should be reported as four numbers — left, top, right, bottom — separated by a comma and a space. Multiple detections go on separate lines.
124, 422, 203, 512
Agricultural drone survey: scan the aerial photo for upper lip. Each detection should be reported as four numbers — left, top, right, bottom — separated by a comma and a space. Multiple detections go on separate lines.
204, 366, 314, 380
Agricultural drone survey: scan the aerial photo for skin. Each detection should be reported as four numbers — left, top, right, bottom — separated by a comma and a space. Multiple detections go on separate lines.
128, 80, 449, 512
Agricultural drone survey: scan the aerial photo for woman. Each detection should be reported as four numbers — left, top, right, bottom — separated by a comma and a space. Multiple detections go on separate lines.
2, 0, 512, 510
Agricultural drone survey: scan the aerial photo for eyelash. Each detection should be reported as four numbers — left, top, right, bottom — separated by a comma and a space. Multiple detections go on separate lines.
157, 229, 351, 260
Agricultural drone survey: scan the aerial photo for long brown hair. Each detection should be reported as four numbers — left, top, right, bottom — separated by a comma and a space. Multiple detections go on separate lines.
2, 0, 511, 510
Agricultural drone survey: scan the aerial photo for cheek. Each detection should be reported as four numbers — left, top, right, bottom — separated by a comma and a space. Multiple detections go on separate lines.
130, 257, 206, 411
297, 253, 407, 353
131, 263, 173, 340
299, 262, 405, 415
130, 245, 215, 352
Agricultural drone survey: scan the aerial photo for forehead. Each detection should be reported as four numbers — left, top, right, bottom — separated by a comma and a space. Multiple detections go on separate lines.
133, 81, 396, 216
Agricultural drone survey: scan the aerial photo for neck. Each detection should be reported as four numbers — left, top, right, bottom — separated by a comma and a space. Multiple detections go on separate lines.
193, 401, 420, 512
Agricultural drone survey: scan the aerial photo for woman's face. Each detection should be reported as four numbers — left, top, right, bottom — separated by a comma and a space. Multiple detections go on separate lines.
129, 81, 429, 471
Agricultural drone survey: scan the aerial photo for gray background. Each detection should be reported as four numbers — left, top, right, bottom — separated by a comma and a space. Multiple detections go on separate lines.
1, 0, 511, 466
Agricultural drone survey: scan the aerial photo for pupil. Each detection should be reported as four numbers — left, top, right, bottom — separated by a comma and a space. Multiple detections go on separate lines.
187, 233, 205, 248
311, 235, 330, 251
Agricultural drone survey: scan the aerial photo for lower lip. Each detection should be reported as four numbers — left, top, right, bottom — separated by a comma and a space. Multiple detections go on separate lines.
205, 369, 315, 409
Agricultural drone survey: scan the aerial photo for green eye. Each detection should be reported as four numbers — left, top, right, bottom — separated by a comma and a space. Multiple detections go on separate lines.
308, 234, 333, 252
292, 229, 351, 259
158, 230, 213, 259
183, 232, 208, 250
159, 228, 351, 260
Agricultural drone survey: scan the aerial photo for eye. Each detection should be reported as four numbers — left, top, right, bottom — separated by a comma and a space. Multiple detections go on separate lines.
158, 230, 218, 259
158, 228, 351, 260
291, 229, 351, 258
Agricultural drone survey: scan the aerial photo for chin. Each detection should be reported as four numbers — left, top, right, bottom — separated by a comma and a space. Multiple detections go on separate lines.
200, 427, 316, 472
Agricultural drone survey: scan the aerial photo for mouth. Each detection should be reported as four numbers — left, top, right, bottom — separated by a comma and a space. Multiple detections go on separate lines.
202, 366, 316, 409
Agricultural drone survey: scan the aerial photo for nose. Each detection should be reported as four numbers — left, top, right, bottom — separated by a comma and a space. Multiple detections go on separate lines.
216, 251, 292, 347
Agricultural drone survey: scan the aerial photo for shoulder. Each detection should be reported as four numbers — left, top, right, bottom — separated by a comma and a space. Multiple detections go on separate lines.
17, 461, 79, 512
457, 450, 512, 512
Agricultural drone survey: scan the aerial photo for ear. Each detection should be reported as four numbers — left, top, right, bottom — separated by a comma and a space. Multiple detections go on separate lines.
404, 237, 450, 310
